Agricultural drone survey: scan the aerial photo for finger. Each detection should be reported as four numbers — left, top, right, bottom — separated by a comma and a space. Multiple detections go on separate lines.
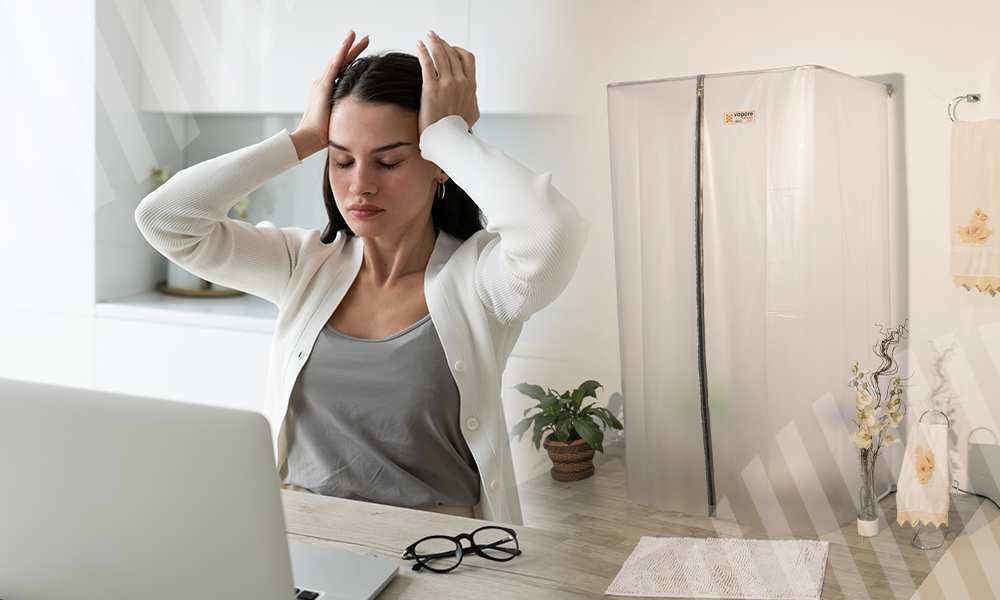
437, 38, 465, 79
452, 46, 476, 83
344, 35, 369, 66
425, 31, 454, 80
415, 39, 437, 85
321, 30, 356, 81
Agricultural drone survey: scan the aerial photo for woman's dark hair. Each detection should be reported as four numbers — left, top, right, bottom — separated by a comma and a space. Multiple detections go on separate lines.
320, 52, 483, 243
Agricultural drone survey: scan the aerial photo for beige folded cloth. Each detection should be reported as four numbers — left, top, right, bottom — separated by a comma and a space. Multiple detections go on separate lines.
897, 422, 950, 528
951, 120, 1000, 293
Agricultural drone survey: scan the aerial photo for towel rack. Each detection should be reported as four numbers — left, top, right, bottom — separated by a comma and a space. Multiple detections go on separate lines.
949, 94, 981, 122
911, 408, 951, 549
919, 408, 950, 427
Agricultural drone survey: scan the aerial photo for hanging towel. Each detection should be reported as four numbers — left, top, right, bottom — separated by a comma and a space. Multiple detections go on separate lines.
897, 421, 950, 528
950, 120, 1000, 294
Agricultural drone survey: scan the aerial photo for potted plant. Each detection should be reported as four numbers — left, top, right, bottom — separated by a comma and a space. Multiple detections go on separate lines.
510, 380, 623, 482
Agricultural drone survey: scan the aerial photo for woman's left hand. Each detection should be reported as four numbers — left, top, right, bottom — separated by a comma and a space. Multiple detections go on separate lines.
415, 31, 479, 135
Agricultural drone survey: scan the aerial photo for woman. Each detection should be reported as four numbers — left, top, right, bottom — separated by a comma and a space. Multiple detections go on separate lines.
135, 30, 588, 524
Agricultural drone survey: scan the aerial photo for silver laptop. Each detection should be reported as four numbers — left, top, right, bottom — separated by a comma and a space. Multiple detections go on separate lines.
0, 378, 397, 600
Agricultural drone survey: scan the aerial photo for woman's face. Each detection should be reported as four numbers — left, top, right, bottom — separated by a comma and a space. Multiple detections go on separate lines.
327, 97, 444, 240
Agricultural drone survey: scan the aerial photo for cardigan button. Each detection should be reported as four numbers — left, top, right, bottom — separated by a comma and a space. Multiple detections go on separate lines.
465, 418, 479, 431
490, 479, 500, 492
453, 360, 466, 373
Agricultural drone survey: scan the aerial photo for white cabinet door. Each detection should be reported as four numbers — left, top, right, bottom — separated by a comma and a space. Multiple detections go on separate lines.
140, 0, 470, 113
95, 316, 272, 413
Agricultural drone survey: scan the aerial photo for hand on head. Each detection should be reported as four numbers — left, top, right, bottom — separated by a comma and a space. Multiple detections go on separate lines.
415, 31, 479, 135
290, 30, 369, 160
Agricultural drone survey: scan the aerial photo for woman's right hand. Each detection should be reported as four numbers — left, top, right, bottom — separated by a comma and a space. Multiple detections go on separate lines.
290, 30, 369, 161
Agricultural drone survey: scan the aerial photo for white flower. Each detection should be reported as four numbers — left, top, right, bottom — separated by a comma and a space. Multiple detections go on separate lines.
855, 390, 876, 411
884, 399, 904, 428
883, 433, 901, 445
850, 426, 873, 449
856, 409, 878, 429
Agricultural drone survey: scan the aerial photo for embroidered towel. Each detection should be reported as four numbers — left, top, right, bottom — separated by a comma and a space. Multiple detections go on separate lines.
897, 421, 950, 528
951, 120, 1000, 293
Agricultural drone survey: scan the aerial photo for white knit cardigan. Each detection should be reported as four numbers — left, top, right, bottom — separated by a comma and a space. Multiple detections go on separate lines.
135, 116, 589, 524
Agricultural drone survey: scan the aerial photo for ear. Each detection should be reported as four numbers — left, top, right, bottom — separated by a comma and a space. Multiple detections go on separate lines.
436, 169, 450, 184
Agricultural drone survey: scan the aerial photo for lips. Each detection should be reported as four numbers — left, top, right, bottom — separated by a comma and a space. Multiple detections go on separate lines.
348, 203, 382, 219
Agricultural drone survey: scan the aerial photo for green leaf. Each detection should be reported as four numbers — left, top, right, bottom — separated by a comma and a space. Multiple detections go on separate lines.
510, 417, 531, 442
555, 414, 574, 442
574, 420, 604, 453
596, 408, 624, 430
571, 388, 585, 411
539, 395, 559, 411
531, 416, 552, 450
514, 382, 548, 401
576, 380, 603, 400
531, 426, 545, 451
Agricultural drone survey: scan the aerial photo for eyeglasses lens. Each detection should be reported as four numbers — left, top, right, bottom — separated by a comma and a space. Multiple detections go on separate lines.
472, 527, 519, 560
413, 537, 462, 571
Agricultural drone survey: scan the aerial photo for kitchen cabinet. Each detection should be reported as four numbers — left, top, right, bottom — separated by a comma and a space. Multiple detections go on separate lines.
95, 293, 275, 412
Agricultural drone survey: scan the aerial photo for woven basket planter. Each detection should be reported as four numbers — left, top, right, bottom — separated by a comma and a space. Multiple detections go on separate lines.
542, 434, 596, 482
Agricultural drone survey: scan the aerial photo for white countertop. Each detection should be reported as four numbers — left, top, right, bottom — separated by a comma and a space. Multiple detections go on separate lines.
95, 290, 277, 333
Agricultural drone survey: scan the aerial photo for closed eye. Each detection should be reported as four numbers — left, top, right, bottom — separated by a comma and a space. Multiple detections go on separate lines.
333, 161, 400, 170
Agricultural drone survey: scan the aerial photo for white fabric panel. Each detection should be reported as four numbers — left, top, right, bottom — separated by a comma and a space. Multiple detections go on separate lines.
703, 67, 889, 535
609, 67, 889, 535
608, 78, 708, 515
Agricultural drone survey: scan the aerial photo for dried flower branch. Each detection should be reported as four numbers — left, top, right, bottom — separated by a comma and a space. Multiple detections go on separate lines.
848, 321, 910, 462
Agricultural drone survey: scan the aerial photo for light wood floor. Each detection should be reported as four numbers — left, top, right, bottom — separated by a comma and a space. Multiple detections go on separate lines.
517, 442, 997, 600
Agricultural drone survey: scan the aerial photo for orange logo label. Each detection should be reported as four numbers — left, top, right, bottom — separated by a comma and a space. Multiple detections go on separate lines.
725, 110, 755, 124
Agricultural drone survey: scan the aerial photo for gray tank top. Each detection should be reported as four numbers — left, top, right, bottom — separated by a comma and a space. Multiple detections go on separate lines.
283, 315, 480, 509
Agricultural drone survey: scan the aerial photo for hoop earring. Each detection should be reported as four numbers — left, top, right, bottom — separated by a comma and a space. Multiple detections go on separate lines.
437, 181, 446, 200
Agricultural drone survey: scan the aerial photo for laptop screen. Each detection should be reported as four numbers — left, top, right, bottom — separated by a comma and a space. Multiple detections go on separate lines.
0, 378, 297, 600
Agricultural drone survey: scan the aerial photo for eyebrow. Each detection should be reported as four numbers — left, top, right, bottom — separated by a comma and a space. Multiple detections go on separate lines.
328, 141, 411, 153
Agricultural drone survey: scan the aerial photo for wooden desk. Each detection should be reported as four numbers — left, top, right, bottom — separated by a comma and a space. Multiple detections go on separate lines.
281, 489, 617, 599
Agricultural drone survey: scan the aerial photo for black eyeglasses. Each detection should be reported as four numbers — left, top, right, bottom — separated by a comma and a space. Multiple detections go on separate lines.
401, 526, 522, 572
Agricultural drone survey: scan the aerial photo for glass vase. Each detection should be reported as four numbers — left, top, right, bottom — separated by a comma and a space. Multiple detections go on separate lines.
858, 449, 879, 535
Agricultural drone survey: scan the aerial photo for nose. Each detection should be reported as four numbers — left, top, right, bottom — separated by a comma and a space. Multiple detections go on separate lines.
349, 163, 377, 197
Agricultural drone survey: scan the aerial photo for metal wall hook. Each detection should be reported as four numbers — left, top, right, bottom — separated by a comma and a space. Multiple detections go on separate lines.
968, 427, 998, 446
919, 408, 951, 427
949, 94, 981, 122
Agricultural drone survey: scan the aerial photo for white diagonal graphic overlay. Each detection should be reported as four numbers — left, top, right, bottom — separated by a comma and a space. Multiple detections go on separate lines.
741, 456, 793, 538
96, 28, 158, 183
934, 334, 998, 489
778, 421, 908, 598
115, 0, 194, 149
170, 0, 238, 109
95, 156, 116, 210
813, 392, 859, 508
903, 348, 933, 418
711, 496, 745, 538
222, 0, 274, 66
